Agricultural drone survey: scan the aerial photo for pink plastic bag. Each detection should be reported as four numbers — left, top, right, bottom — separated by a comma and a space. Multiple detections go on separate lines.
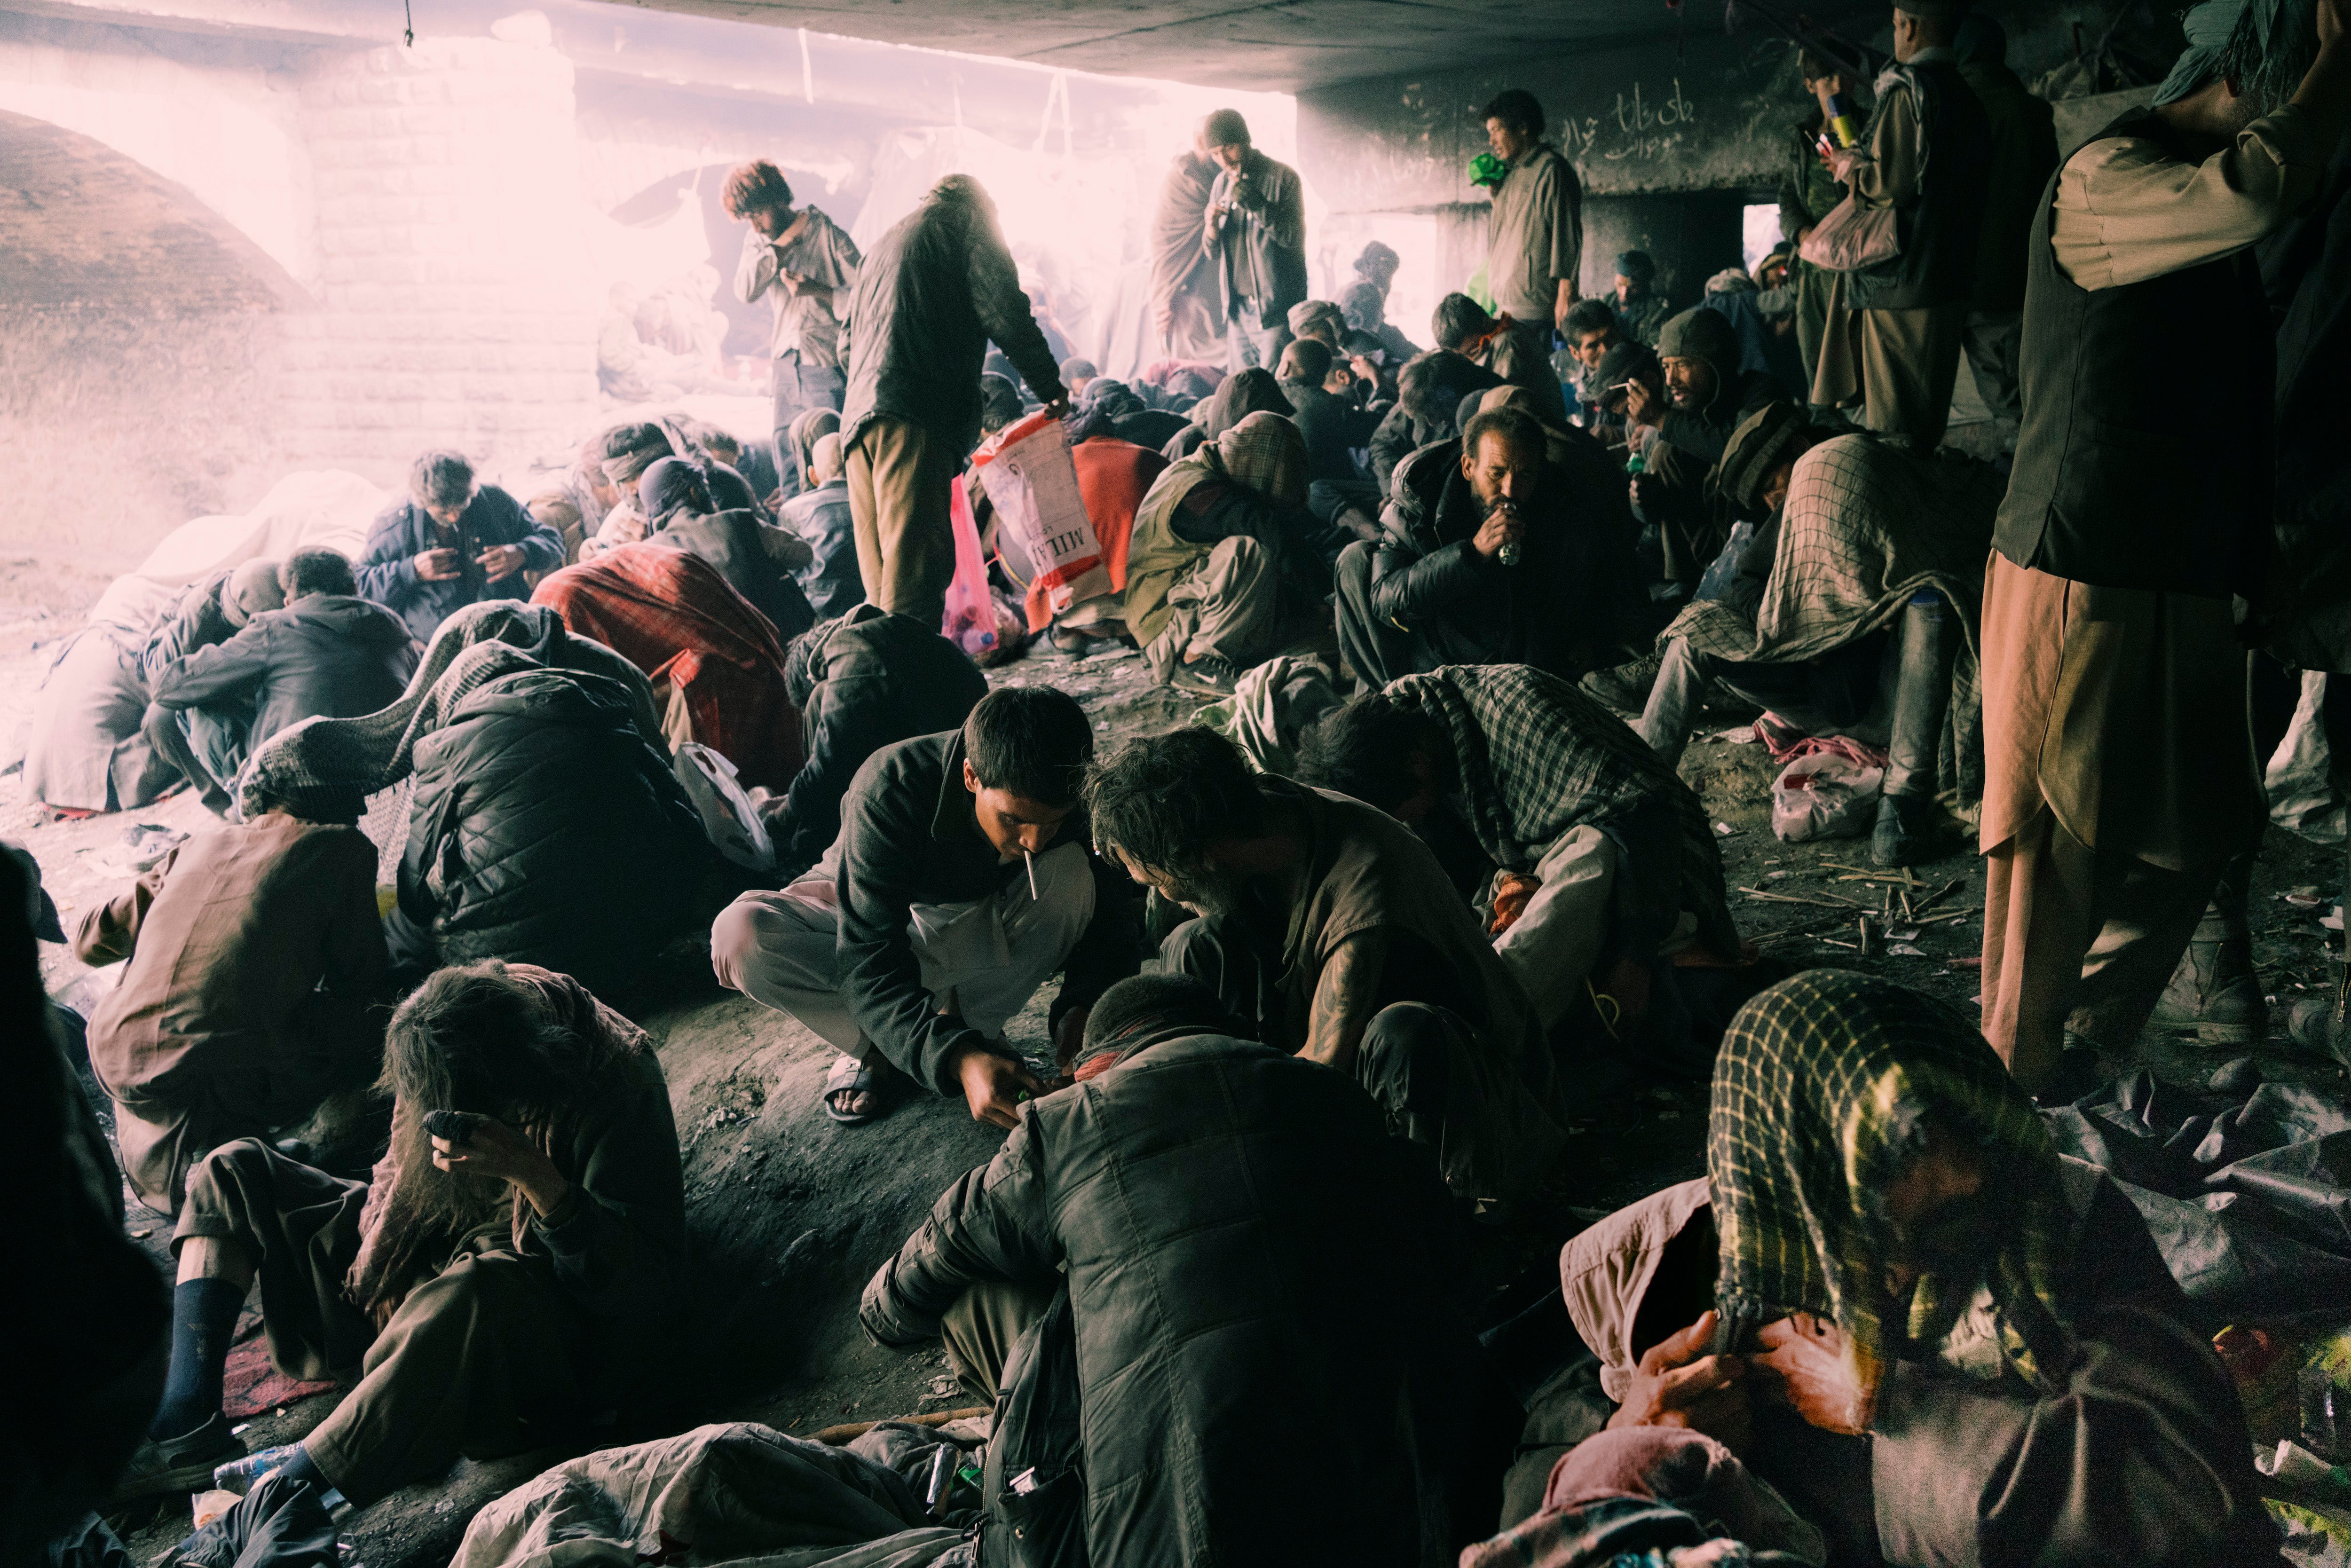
943, 475, 999, 657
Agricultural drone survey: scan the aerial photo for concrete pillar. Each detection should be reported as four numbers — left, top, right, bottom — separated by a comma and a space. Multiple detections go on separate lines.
1579, 192, 1748, 310
279, 36, 597, 485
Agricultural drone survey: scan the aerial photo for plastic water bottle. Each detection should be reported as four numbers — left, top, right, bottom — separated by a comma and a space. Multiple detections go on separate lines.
213, 1445, 302, 1496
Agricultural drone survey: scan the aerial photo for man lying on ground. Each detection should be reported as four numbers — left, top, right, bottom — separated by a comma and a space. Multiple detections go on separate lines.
712, 687, 1140, 1126
72, 778, 391, 1214
632, 456, 815, 642
777, 427, 862, 620
1528, 968, 2278, 1565
1086, 725, 1569, 1198
1297, 663, 1738, 1054
768, 605, 988, 881
146, 549, 415, 814
109, 961, 686, 1511
1633, 403, 2000, 866
1338, 404, 1633, 688
1121, 410, 1331, 696
355, 451, 565, 645
861, 973, 1479, 1566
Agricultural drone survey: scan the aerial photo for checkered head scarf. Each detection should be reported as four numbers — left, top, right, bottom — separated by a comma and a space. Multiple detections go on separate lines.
1712, 402, 1817, 514
1709, 969, 2077, 1402
1214, 411, 1308, 508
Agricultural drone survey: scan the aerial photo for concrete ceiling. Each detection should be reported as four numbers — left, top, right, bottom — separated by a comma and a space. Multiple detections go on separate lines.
591, 0, 1880, 94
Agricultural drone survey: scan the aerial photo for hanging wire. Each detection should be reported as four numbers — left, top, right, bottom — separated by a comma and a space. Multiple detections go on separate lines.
403, 0, 414, 47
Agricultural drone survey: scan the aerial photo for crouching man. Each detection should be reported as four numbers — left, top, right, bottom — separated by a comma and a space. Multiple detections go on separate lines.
110, 961, 686, 1508
1297, 663, 1739, 1054
860, 974, 1478, 1565
711, 687, 1141, 1126
1085, 726, 1570, 1199
1523, 969, 2279, 1565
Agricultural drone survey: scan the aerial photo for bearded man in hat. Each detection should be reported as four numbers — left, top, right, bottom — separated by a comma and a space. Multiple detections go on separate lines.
1638, 406, 2002, 867
1611, 251, 1673, 345
1626, 306, 1795, 596
1808, 0, 1993, 448
1982, 0, 2351, 1096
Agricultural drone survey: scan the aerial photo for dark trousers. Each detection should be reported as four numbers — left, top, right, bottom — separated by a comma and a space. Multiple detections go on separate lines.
1335, 538, 1421, 689
177, 1140, 594, 1506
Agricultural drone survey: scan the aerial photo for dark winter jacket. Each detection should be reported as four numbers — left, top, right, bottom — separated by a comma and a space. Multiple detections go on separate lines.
1368, 437, 1635, 679
1657, 368, 1790, 468
861, 1027, 1476, 1568
776, 481, 864, 621
841, 186, 1065, 457
833, 731, 1140, 1095
398, 668, 711, 998
354, 485, 566, 644
1280, 378, 1379, 484
649, 508, 816, 643
140, 571, 238, 686
151, 595, 416, 756
770, 606, 987, 880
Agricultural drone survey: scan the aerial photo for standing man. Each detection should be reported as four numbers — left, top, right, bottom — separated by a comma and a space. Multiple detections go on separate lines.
1953, 14, 2060, 454
355, 451, 566, 646
726, 159, 861, 508
1201, 108, 1310, 374
1809, 2, 1993, 448
1151, 126, 1225, 361
1779, 53, 1855, 414
839, 174, 1066, 633
1981, 0, 2351, 1096
1482, 87, 1585, 336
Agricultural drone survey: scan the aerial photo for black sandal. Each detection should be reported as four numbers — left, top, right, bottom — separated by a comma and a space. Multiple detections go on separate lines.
822, 1053, 897, 1125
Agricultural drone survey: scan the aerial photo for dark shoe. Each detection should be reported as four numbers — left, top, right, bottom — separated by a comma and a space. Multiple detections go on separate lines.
1870, 791, 1944, 868
2287, 982, 2351, 1068
1580, 654, 1662, 720
2149, 905, 2266, 1045
2031, 1037, 2110, 1107
1169, 654, 1240, 696
110, 1412, 244, 1504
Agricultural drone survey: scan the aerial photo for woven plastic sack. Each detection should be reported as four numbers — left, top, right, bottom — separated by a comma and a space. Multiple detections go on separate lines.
1770, 750, 1883, 842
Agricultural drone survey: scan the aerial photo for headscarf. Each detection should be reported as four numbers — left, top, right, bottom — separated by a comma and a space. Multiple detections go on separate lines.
1614, 250, 1657, 285
637, 457, 713, 529
810, 433, 845, 485
223, 559, 287, 628
1709, 969, 2078, 1406
1215, 410, 1307, 507
2157, 0, 2250, 104
786, 408, 839, 476
1196, 368, 1290, 439
1286, 299, 1345, 343
600, 422, 673, 489
1712, 401, 1816, 514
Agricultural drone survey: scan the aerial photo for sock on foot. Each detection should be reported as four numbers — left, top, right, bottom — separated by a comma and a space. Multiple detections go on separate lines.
273, 1445, 326, 1491
149, 1276, 245, 1442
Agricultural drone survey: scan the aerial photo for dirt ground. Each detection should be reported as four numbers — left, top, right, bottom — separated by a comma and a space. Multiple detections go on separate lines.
10, 591, 2346, 1567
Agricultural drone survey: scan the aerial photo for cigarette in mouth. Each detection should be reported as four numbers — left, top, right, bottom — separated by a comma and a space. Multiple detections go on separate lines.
1025, 848, 1038, 900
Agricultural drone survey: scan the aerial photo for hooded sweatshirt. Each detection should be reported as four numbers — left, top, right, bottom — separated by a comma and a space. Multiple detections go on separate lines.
151, 594, 417, 757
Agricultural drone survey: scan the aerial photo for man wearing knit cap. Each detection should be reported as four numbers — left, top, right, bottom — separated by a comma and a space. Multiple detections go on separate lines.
1983, 0, 2351, 1095
1808, 0, 1992, 447
1200, 109, 1309, 375
1625, 306, 1793, 596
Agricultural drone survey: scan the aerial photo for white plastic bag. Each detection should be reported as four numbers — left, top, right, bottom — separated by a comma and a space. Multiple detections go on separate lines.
673, 743, 775, 871
1770, 751, 1884, 842
977, 411, 1098, 621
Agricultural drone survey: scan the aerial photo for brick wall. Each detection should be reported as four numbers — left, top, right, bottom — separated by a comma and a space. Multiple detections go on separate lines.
279, 36, 597, 486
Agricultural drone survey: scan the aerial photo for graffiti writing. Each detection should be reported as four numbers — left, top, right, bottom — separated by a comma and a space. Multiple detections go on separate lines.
1557, 79, 1698, 164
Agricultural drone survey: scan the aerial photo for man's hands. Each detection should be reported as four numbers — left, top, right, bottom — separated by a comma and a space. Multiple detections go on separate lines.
951, 1042, 1048, 1130
431, 1116, 572, 1218
1607, 1309, 1750, 1455
1754, 1311, 1871, 1436
1471, 502, 1524, 560
413, 546, 463, 583
1042, 394, 1072, 420
477, 544, 527, 579
1052, 1007, 1090, 1071
1624, 377, 1661, 427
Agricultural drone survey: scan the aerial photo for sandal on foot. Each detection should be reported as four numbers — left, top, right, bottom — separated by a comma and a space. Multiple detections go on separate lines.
822, 1053, 898, 1126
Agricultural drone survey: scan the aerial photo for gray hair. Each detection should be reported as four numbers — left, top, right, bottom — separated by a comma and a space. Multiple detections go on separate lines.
410, 449, 476, 510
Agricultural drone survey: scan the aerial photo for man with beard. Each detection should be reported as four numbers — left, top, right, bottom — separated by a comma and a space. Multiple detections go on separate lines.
106, 961, 685, 1507
1201, 109, 1310, 373
1624, 306, 1794, 599
1337, 405, 1634, 687
1085, 725, 1570, 1200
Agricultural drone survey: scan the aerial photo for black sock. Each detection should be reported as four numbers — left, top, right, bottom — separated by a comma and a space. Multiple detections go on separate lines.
149, 1276, 245, 1442
273, 1445, 326, 1492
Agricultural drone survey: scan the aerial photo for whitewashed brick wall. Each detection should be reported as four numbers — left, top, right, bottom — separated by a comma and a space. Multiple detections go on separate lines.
278, 36, 598, 485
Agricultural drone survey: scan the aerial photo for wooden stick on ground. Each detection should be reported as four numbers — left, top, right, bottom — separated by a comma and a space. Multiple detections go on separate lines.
808, 1407, 990, 1446
1739, 886, 1868, 910
1911, 878, 1965, 915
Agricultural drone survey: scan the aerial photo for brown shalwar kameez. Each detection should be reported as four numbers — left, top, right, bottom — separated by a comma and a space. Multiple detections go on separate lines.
73, 814, 388, 1213
173, 967, 686, 1505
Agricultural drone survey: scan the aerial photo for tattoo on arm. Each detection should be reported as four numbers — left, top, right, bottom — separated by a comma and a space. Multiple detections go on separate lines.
1304, 929, 1388, 1073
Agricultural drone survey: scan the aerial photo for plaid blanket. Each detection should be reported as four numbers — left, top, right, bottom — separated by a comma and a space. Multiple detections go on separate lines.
1382, 664, 1738, 961
237, 601, 656, 822
1710, 969, 2077, 1403
1665, 434, 2003, 664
